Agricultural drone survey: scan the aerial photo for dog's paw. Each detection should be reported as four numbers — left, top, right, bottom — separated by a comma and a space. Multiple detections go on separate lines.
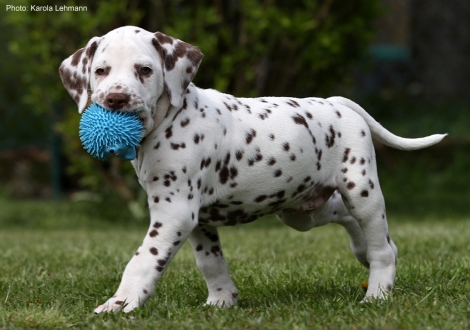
94, 296, 140, 314
205, 290, 238, 308
360, 284, 391, 303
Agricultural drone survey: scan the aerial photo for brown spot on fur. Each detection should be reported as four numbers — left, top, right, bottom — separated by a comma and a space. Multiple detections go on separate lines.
292, 114, 308, 128
325, 125, 335, 148
343, 148, 351, 162
71, 48, 84, 66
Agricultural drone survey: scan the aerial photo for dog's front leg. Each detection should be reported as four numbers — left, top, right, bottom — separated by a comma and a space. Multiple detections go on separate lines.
94, 200, 198, 314
188, 225, 238, 307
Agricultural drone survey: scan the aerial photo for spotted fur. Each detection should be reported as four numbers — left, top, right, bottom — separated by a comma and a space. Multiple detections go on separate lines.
59, 26, 447, 314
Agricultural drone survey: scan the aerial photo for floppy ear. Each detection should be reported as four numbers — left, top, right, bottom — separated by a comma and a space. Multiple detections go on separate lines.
59, 37, 101, 113
151, 32, 203, 109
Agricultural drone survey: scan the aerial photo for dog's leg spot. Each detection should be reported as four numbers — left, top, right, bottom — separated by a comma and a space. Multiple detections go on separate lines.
343, 148, 351, 162
211, 246, 221, 255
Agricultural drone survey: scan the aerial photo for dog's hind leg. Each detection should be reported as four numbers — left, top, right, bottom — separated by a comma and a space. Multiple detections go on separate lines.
315, 191, 371, 268
336, 140, 397, 300
277, 191, 371, 268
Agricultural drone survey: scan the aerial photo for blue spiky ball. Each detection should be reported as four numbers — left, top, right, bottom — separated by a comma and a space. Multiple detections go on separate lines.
79, 104, 144, 161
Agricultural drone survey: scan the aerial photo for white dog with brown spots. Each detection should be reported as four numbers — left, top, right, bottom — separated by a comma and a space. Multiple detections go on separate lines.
59, 26, 446, 313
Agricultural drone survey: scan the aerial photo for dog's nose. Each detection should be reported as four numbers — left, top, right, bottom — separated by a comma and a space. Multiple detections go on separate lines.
105, 93, 130, 110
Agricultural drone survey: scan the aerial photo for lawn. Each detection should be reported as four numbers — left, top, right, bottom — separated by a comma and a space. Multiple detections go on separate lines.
0, 199, 470, 329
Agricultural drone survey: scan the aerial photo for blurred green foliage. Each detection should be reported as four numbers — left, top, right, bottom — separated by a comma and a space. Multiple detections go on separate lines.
3, 0, 380, 208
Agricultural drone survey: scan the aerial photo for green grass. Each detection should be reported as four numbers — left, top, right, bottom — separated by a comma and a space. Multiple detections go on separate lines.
1, 199, 470, 329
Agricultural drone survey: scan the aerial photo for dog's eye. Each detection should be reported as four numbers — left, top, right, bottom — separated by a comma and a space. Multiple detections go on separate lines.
140, 67, 151, 75
96, 68, 106, 75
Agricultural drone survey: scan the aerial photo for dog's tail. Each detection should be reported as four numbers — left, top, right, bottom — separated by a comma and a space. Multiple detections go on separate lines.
327, 96, 447, 150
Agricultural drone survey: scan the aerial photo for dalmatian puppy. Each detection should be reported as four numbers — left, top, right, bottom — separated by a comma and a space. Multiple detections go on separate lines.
59, 26, 446, 313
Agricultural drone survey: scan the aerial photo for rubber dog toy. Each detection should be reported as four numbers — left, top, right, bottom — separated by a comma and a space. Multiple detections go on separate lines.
79, 103, 144, 161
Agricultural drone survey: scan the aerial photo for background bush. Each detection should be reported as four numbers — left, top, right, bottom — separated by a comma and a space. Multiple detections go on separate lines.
3, 0, 380, 209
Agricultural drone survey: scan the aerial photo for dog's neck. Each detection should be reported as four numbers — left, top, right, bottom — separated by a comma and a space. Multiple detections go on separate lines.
153, 92, 172, 129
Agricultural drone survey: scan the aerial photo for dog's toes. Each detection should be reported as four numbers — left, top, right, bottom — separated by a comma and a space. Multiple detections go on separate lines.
205, 290, 238, 308
94, 303, 117, 314
360, 285, 391, 303
94, 304, 112, 314
94, 297, 139, 314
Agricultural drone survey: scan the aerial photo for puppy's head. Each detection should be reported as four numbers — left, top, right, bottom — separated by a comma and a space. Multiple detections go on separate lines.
59, 26, 203, 134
